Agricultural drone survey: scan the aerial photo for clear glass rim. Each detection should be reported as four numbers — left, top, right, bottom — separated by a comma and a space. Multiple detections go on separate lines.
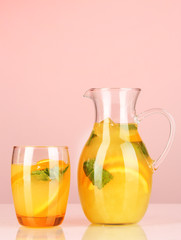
13, 146, 68, 149
88, 87, 141, 92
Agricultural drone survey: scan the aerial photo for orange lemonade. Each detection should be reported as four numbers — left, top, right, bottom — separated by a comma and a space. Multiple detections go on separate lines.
78, 118, 153, 224
11, 159, 70, 227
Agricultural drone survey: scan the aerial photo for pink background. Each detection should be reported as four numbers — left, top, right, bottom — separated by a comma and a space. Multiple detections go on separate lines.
0, 0, 180, 203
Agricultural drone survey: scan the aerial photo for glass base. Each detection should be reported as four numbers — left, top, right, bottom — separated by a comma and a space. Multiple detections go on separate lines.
17, 215, 64, 227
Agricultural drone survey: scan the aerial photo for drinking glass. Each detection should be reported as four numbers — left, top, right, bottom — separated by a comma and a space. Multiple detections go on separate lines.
11, 146, 70, 227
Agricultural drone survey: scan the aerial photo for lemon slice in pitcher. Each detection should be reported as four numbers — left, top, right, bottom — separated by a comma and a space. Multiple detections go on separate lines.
108, 167, 149, 193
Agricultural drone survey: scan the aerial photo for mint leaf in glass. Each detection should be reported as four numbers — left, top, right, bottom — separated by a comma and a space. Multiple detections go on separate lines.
31, 165, 69, 181
31, 169, 50, 181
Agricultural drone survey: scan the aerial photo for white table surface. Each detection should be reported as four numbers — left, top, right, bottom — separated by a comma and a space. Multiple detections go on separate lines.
0, 204, 181, 240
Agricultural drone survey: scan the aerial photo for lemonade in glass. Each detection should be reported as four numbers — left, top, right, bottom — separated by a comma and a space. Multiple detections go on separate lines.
11, 146, 70, 227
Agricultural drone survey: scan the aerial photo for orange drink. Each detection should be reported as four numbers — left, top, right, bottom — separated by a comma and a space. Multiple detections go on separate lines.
78, 119, 153, 224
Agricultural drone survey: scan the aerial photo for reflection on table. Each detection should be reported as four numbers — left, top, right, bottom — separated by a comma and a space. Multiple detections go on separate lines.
82, 224, 147, 240
16, 226, 65, 240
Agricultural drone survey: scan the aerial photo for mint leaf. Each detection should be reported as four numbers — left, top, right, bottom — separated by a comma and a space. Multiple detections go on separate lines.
83, 159, 94, 176
83, 159, 113, 189
86, 131, 97, 146
121, 124, 137, 130
139, 142, 149, 156
31, 169, 50, 181
132, 141, 149, 157
31, 165, 69, 181
60, 165, 69, 175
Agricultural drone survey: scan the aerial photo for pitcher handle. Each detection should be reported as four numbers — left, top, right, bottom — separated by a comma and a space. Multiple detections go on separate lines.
134, 108, 175, 170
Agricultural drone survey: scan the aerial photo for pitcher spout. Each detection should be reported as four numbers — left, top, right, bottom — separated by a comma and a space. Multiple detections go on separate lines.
83, 88, 94, 99
83, 88, 141, 123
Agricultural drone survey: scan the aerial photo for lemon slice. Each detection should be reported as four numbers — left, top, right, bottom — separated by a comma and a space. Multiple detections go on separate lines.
32, 181, 61, 216
108, 167, 148, 193
31, 159, 64, 171
85, 166, 148, 193
31, 160, 68, 216
12, 160, 64, 184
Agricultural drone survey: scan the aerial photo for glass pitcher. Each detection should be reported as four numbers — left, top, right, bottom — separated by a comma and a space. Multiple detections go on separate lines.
78, 88, 175, 224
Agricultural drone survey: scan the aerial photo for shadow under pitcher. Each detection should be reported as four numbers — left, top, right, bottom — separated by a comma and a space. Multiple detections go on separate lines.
78, 88, 175, 224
